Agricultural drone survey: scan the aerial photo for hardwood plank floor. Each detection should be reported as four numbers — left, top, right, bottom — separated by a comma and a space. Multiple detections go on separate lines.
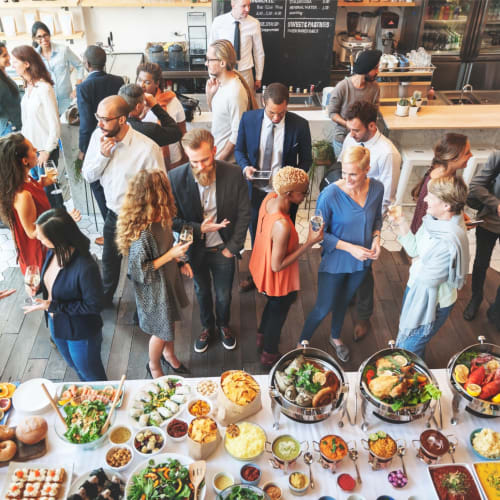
1, 248, 499, 383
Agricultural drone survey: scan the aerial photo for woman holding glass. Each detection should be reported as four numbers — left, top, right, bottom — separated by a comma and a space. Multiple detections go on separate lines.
0, 42, 21, 136
392, 176, 469, 359
116, 169, 192, 378
23, 208, 107, 381
250, 167, 323, 368
299, 145, 384, 363
32, 21, 84, 113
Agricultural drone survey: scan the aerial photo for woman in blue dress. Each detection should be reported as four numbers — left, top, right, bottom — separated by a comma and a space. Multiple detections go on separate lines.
299, 145, 384, 362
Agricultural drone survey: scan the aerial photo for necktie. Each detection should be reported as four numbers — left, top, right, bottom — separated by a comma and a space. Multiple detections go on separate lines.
261, 124, 275, 172
234, 21, 241, 61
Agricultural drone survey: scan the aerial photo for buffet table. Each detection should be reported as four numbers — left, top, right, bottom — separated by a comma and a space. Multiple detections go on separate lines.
0, 370, 493, 500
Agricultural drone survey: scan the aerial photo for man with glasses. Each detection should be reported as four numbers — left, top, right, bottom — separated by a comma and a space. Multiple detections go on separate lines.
82, 95, 164, 307
235, 82, 312, 291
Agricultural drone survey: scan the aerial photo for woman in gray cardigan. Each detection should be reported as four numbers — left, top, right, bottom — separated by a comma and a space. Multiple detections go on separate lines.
390, 176, 469, 359
117, 169, 192, 378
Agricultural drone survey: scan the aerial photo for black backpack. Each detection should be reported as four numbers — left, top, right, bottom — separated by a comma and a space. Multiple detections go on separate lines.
175, 92, 201, 122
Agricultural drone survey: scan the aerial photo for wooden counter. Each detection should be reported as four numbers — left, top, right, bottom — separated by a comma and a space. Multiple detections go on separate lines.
381, 104, 500, 130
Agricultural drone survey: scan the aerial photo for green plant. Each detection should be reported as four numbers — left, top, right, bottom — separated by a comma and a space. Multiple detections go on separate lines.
73, 157, 83, 182
409, 96, 417, 107
412, 90, 422, 101
398, 98, 409, 106
312, 139, 335, 165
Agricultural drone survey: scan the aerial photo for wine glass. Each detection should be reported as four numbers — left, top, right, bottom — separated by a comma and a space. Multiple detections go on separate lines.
178, 225, 193, 262
310, 209, 324, 232
24, 265, 40, 306
45, 160, 63, 196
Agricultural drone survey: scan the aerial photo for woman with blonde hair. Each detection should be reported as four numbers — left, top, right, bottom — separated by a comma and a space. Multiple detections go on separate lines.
299, 146, 384, 362
116, 169, 192, 378
250, 167, 323, 367
392, 176, 469, 359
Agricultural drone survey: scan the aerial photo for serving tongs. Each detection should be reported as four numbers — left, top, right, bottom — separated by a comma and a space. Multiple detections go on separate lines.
41, 382, 67, 430
101, 374, 126, 435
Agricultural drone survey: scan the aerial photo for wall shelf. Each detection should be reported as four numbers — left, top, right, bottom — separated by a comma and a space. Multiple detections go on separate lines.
0, 30, 83, 40
0, 0, 80, 8
337, 1, 415, 7
80, 0, 210, 6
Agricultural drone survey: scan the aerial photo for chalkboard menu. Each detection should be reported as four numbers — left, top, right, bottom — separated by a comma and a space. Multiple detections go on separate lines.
221, 0, 337, 89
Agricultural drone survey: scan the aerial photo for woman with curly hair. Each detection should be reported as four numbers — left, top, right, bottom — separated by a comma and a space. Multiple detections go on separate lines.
116, 169, 192, 378
0, 133, 54, 274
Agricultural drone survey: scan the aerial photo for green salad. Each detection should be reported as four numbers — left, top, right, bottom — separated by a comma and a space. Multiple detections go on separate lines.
63, 400, 108, 443
224, 486, 264, 500
127, 458, 195, 500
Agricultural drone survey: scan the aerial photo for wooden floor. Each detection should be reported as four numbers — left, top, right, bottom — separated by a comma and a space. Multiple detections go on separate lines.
1, 248, 499, 383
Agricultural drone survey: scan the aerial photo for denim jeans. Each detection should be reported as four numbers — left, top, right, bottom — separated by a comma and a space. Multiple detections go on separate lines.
395, 287, 455, 359
300, 269, 367, 342
259, 291, 297, 354
332, 139, 344, 160
102, 210, 121, 303
355, 265, 374, 321
191, 248, 235, 330
48, 316, 107, 381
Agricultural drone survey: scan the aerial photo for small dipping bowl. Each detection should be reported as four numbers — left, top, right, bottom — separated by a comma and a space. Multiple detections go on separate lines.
196, 379, 218, 400
109, 424, 132, 445
187, 398, 212, 418
318, 497, 337, 500
388, 469, 408, 489
376, 496, 395, 500
337, 473, 356, 492
262, 481, 282, 500
105, 444, 134, 472
346, 495, 366, 500
166, 418, 188, 443
288, 471, 309, 496
212, 472, 234, 495
240, 463, 261, 486
133, 426, 166, 457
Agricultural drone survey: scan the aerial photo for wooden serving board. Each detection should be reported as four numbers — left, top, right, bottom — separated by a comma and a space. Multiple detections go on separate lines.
0, 427, 47, 467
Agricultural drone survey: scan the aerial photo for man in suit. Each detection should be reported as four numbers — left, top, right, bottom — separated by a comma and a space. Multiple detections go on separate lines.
235, 82, 312, 290
168, 129, 250, 354
76, 45, 124, 239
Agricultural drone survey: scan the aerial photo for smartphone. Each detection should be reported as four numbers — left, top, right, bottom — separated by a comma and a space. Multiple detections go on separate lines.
251, 170, 272, 180
466, 219, 484, 226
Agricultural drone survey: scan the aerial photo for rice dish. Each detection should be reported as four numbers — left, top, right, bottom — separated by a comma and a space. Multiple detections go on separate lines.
472, 428, 500, 458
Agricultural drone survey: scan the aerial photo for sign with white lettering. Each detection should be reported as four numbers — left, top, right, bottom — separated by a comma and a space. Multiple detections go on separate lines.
222, 0, 337, 89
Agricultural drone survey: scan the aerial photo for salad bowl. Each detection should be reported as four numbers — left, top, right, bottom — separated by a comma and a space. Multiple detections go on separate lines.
217, 484, 270, 500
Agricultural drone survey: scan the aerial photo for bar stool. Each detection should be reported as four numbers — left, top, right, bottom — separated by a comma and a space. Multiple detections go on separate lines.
462, 146, 492, 185
396, 147, 434, 206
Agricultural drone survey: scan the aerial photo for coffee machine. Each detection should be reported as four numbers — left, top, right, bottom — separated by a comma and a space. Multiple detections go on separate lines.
338, 11, 376, 70
377, 11, 400, 54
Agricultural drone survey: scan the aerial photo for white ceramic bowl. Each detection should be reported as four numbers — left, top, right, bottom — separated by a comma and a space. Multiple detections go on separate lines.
13, 378, 56, 415
212, 472, 235, 495
105, 444, 134, 472
288, 471, 309, 496
186, 397, 212, 418
196, 379, 218, 400
165, 418, 189, 443
132, 426, 166, 457
262, 482, 282, 500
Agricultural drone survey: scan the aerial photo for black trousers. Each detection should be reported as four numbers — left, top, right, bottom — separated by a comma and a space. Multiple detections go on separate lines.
471, 225, 500, 298
249, 186, 298, 245
90, 180, 108, 220
355, 265, 374, 321
102, 210, 121, 303
259, 291, 297, 354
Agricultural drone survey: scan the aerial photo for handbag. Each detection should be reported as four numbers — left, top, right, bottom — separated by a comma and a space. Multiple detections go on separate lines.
175, 92, 201, 122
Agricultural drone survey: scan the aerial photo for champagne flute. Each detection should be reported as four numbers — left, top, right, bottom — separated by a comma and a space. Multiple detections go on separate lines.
310, 209, 324, 232
45, 160, 63, 196
178, 225, 193, 262
24, 265, 40, 306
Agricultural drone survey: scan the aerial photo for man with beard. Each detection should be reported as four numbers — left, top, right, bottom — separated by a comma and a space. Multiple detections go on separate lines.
82, 95, 164, 307
168, 128, 250, 353
327, 49, 381, 159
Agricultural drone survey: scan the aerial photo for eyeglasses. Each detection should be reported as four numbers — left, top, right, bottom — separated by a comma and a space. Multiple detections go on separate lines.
35, 33, 50, 41
205, 58, 220, 63
94, 113, 123, 123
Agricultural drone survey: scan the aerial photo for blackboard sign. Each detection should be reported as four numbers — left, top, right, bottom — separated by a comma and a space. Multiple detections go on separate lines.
221, 0, 337, 90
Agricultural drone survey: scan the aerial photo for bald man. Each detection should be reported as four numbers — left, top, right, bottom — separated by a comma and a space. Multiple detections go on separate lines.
82, 95, 164, 306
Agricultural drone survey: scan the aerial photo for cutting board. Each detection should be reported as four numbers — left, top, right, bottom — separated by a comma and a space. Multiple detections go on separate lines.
0, 427, 47, 467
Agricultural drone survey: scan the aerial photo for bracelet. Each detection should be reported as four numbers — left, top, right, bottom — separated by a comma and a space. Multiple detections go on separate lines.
372, 233, 381, 239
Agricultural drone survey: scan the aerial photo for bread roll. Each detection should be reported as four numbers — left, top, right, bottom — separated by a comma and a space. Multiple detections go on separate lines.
0, 424, 15, 441
15, 416, 48, 445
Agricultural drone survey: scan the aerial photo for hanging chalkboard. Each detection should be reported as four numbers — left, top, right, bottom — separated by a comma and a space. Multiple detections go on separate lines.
220, 0, 337, 90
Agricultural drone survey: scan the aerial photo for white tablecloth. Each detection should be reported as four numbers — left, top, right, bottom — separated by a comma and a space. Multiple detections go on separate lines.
1, 370, 491, 500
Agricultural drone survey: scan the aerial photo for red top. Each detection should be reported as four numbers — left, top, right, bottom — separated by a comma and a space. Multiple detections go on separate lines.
249, 193, 300, 297
13, 180, 51, 274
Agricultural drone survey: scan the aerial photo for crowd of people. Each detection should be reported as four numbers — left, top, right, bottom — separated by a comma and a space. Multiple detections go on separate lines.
0, 1, 499, 383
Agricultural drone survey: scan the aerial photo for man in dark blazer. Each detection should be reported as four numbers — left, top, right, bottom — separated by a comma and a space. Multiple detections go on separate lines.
168, 128, 250, 354
76, 45, 124, 229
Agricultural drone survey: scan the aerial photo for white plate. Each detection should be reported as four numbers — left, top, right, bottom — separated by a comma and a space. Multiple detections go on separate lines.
12, 378, 56, 414
427, 462, 486, 500
68, 468, 126, 500
0, 461, 72, 500
126, 453, 206, 500
127, 376, 190, 428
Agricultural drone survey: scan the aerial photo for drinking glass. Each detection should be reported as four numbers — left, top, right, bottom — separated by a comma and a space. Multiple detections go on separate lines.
45, 160, 63, 196
24, 265, 40, 306
310, 209, 324, 232
388, 204, 403, 219
178, 225, 193, 261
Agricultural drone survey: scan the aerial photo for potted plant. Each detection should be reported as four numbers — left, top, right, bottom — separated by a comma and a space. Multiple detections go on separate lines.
408, 96, 419, 116
312, 140, 335, 166
396, 98, 409, 117
413, 90, 423, 108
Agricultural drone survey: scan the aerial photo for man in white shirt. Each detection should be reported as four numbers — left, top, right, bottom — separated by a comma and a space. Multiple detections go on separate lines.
206, 39, 252, 162
82, 95, 164, 306
341, 100, 402, 341
210, 0, 265, 91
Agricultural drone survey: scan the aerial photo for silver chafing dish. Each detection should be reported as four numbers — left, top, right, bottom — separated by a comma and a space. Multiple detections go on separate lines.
447, 335, 500, 424
357, 340, 442, 431
268, 341, 351, 429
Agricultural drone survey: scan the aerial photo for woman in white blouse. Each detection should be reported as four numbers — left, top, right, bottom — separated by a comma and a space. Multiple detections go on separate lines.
11, 45, 60, 169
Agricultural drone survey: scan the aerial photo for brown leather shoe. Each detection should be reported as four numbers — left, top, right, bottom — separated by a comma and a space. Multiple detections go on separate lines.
354, 319, 370, 342
95, 236, 104, 246
260, 350, 281, 368
239, 275, 255, 293
256, 333, 264, 352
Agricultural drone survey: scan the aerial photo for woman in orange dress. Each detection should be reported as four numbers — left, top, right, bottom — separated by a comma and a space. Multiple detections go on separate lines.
249, 167, 323, 367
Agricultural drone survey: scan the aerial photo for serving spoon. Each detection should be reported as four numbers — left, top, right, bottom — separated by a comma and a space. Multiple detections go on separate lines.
304, 452, 314, 489
397, 446, 407, 476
